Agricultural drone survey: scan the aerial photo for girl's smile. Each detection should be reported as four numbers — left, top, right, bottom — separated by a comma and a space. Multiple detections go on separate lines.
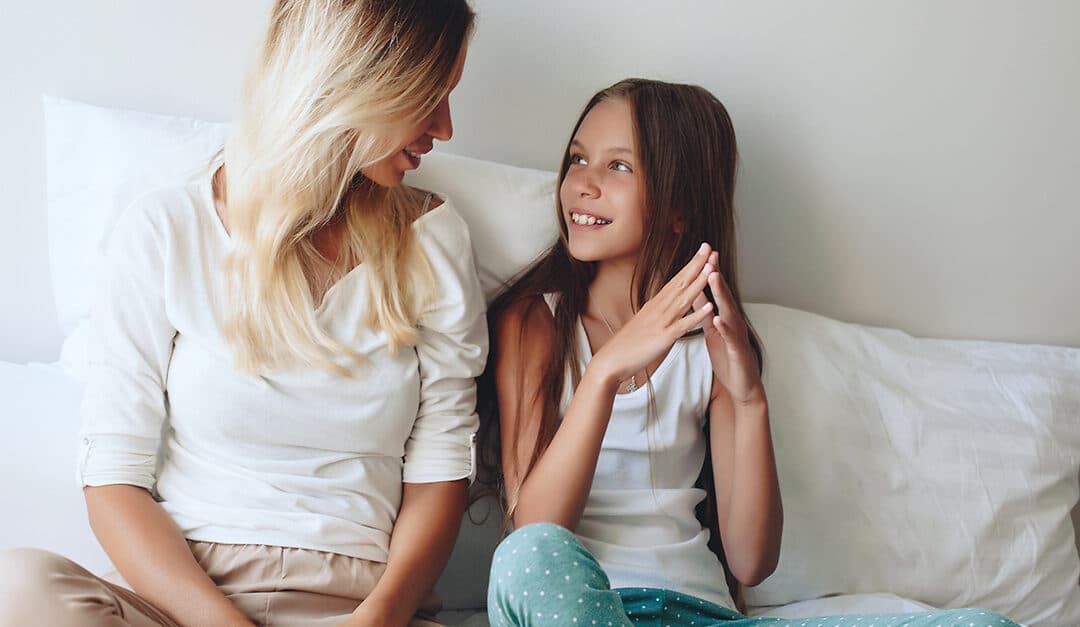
568, 210, 613, 226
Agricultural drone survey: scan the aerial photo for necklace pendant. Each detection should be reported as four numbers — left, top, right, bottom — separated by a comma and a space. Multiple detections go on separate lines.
626, 376, 638, 393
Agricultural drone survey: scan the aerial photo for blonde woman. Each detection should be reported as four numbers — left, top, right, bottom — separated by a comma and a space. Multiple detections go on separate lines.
0, 1, 481, 626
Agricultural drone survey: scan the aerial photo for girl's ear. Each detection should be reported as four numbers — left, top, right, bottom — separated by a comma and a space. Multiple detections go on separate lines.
673, 213, 687, 234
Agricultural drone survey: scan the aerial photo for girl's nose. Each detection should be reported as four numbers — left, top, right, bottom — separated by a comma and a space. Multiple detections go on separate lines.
564, 165, 600, 199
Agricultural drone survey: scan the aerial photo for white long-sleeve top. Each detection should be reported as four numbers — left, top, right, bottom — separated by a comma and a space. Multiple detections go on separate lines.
78, 166, 488, 563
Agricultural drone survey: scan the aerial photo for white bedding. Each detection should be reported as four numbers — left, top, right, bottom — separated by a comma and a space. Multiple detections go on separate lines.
0, 360, 1011, 625
0, 360, 110, 574
0, 360, 948, 625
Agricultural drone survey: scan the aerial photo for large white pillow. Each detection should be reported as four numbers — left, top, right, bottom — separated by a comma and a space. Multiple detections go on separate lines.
42, 97, 559, 379
43, 96, 229, 335
404, 152, 558, 300
744, 303, 1080, 627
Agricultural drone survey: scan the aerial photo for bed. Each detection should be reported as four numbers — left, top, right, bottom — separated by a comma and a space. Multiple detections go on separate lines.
0, 358, 937, 625
0, 96, 1077, 626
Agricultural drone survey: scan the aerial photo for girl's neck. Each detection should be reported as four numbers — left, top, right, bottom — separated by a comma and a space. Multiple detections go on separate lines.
588, 258, 638, 326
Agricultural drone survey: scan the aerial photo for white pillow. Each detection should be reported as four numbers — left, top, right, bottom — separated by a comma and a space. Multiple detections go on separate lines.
43, 96, 229, 335
744, 303, 1080, 627
404, 151, 558, 302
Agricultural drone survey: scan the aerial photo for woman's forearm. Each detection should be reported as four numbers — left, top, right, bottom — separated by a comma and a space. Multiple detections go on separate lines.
84, 484, 253, 627
352, 480, 467, 626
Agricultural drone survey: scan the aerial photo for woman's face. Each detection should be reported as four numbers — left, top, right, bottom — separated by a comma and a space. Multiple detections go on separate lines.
560, 98, 647, 265
361, 45, 469, 188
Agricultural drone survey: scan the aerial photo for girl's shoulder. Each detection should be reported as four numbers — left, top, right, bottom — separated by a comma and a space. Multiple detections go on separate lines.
494, 294, 556, 353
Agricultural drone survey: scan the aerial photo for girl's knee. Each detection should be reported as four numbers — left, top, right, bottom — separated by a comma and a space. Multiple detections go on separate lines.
491, 522, 577, 566
968, 608, 1019, 627
490, 523, 594, 591
935, 608, 1019, 627
488, 522, 612, 613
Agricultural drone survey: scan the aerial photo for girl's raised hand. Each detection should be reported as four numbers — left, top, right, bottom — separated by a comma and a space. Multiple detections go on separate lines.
591, 243, 717, 386
696, 251, 765, 407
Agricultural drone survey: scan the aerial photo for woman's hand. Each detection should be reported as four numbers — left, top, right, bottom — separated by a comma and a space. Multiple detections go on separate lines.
696, 251, 765, 407
591, 242, 717, 385
337, 603, 395, 627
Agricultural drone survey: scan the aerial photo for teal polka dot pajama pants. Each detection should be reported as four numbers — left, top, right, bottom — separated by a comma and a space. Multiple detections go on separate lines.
487, 523, 1020, 627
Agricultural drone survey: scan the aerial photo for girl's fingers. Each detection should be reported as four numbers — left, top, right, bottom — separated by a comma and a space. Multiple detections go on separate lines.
659, 263, 714, 318
716, 317, 760, 372
707, 269, 739, 321
667, 242, 713, 292
677, 299, 713, 335
680, 266, 716, 311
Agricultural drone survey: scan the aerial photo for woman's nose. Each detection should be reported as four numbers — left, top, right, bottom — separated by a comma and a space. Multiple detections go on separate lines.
425, 97, 453, 141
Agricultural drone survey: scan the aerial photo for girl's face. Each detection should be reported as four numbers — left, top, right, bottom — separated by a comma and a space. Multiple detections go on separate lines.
361, 46, 468, 188
560, 98, 647, 265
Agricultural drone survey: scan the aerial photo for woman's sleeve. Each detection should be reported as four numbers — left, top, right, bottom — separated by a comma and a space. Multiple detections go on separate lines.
77, 200, 177, 491
403, 206, 489, 484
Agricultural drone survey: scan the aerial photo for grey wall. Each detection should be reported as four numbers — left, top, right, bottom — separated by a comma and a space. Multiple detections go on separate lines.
2, 0, 1078, 362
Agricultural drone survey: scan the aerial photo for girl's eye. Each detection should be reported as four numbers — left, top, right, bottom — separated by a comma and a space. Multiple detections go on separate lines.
611, 161, 632, 173
569, 154, 587, 166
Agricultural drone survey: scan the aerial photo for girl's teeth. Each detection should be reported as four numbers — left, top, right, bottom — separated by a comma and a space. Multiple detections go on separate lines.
572, 212, 610, 225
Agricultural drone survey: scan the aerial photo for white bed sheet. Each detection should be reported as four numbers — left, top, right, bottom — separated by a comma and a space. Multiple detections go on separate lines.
0, 360, 110, 574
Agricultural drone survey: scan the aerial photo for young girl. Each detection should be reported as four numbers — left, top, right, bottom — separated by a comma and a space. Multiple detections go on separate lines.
0, 2, 482, 626
481, 79, 1019, 627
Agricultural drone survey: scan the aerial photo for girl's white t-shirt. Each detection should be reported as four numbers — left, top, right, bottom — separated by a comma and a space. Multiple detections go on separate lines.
545, 294, 737, 610
78, 166, 488, 563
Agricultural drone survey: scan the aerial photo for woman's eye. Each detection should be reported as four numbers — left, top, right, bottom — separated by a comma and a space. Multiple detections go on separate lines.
569, 154, 587, 166
611, 161, 632, 172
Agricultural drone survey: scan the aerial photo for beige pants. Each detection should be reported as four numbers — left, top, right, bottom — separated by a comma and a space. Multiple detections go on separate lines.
0, 543, 443, 627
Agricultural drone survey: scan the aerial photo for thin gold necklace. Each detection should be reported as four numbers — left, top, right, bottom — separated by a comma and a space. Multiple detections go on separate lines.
595, 308, 638, 393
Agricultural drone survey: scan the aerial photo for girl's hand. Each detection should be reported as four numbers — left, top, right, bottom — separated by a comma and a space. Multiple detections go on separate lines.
591, 243, 717, 386
696, 251, 766, 407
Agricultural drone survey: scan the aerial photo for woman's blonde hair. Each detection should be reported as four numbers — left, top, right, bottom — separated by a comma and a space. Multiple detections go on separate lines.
221, 0, 475, 374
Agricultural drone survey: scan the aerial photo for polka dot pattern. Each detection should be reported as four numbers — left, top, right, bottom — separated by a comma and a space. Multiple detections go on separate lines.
487, 524, 1020, 627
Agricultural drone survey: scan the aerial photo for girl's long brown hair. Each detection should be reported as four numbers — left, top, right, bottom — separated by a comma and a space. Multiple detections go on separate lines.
474, 79, 763, 595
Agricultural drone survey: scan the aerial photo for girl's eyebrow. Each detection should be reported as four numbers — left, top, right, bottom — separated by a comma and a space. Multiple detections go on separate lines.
570, 139, 634, 156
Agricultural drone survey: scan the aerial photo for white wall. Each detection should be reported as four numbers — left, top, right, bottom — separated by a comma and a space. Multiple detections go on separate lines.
0, 0, 270, 363
2, 0, 1078, 363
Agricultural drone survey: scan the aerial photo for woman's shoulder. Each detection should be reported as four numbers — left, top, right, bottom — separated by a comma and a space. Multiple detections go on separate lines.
108, 171, 214, 254
411, 190, 471, 250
